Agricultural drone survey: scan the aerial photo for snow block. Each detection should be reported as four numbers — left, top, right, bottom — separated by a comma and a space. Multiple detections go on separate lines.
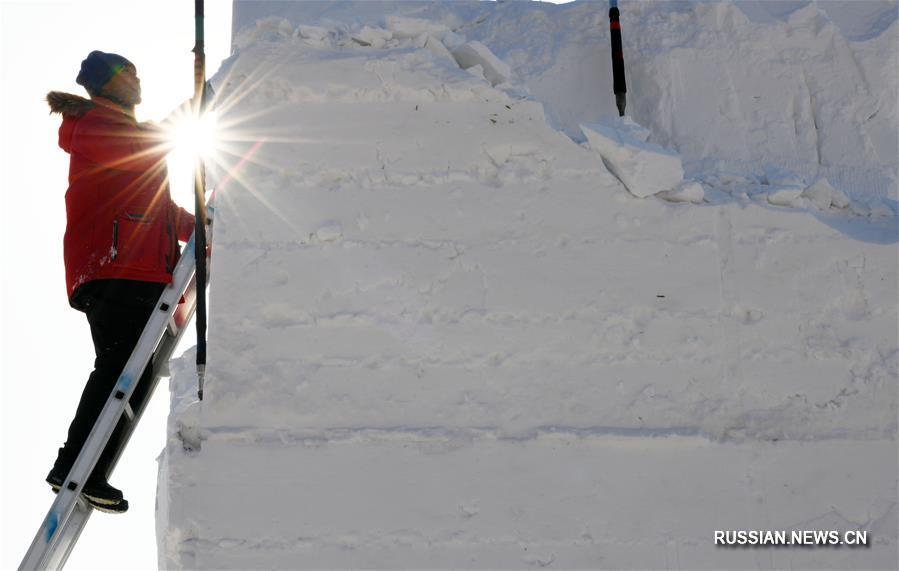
385, 15, 453, 41
295, 25, 329, 42
658, 180, 705, 204
450, 41, 512, 87
234, 16, 293, 51
581, 118, 685, 198
352, 26, 392, 48
423, 35, 455, 62
802, 177, 851, 210
767, 187, 805, 208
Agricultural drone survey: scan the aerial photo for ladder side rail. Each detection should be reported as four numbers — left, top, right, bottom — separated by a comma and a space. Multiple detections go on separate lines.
39, 204, 211, 570
46, 297, 198, 571
38, 501, 91, 571
97, 274, 199, 479
43, 280, 200, 571
19, 237, 198, 571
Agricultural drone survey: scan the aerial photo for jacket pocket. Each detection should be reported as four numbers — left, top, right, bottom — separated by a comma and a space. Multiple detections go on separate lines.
113, 213, 158, 270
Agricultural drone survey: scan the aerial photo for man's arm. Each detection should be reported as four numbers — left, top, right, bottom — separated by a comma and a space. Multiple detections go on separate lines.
173, 203, 196, 243
158, 81, 216, 129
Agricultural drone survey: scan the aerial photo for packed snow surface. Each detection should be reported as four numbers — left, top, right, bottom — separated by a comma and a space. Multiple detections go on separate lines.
157, 1, 898, 569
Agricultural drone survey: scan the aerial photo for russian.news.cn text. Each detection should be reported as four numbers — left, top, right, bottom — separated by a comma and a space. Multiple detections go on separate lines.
715, 530, 869, 547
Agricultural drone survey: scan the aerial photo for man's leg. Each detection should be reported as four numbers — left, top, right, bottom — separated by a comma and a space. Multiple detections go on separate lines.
92, 344, 156, 480
50, 281, 164, 484
92, 282, 164, 479
49, 300, 129, 479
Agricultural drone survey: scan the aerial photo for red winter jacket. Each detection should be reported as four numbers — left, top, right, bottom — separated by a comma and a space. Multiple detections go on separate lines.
48, 92, 194, 308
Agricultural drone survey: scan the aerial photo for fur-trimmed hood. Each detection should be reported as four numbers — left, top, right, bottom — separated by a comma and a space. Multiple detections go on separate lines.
49, 91, 138, 153
46, 91, 96, 117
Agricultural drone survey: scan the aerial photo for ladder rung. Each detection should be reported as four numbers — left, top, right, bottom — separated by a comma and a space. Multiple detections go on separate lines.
123, 403, 134, 422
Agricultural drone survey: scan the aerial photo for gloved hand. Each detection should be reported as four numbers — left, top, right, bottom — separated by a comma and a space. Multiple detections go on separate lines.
159, 100, 193, 129
159, 81, 216, 127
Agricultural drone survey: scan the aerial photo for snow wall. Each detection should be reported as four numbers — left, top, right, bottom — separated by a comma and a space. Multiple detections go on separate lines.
228, 0, 899, 202
157, 1, 898, 569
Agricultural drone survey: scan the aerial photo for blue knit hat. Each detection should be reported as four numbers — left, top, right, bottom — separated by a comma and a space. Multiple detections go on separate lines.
76, 51, 134, 96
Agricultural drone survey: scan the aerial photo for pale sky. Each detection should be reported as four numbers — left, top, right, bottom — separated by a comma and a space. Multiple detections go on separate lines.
0, 1, 231, 569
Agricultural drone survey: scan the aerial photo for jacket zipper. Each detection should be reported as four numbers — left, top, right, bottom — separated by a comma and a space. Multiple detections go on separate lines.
112, 219, 119, 261
165, 211, 175, 273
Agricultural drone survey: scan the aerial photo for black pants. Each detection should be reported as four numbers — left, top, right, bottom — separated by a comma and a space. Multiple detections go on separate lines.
52, 279, 165, 482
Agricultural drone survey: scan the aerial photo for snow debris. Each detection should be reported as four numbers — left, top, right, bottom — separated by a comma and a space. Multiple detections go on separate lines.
351, 26, 393, 49
233, 16, 293, 51
767, 187, 805, 208
450, 41, 513, 88
314, 221, 343, 243
802, 177, 852, 210
761, 164, 808, 188
581, 117, 685, 198
658, 180, 705, 204
464, 64, 486, 81
295, 25, 330, 42
422, 34, 455, 63
385, 15, 453, 42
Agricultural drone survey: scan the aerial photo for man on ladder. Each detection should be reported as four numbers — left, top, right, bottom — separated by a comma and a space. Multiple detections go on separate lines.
45, 50, 196, 513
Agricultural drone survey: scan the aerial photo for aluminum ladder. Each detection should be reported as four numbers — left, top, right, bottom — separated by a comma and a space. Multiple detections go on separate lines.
19, 222, 210, 571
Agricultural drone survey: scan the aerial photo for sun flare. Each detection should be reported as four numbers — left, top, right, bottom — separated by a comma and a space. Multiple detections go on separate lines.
165, 110, 221, 206
169, 110, 220, 161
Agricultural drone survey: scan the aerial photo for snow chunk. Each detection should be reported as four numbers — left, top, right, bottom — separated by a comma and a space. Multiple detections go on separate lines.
234, 17, 294, 51
315, 221, 343, 243
761, 165, 807, 188
422, 35, 455, 63
296, 25, 330, 42
767, 187, 805, 208
581, 118, 685, 198
438, 31, 466, 51
450, 41, 513, 87
658, 181, 705, 204
802, 178, 851, 210
352, 26, 393, 48
385, 16, 452, 41
464, 64, 486, 81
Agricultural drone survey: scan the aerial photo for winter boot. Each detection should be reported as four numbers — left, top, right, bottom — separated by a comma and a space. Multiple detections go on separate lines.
85, 497, 129, 514
46, 469, 127, 511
